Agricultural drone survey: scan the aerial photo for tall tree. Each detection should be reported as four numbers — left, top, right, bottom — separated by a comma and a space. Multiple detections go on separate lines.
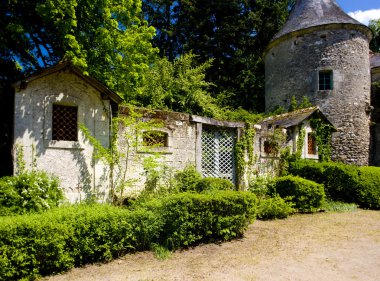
0, 0, 157, 97
143, 0, 294, 112
369, 18, 380, 53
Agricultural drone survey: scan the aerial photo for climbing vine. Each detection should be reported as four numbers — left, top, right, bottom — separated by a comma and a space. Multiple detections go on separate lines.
310, 117, 334, 162
295, 128, 306, 160
235, 124, 255, 190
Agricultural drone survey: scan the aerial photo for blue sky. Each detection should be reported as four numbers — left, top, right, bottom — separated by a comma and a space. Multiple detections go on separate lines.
336, 0, 380, 25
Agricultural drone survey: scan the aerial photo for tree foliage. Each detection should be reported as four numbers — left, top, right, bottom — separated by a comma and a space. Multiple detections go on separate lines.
369, 18, 380, 53
132, 53, 223, 117
143, 0, 294, 111
1, 0, 157, 97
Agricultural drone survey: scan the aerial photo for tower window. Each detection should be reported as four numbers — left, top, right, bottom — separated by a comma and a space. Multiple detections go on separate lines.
319, 71, 333, 90
52, 104, 78, 141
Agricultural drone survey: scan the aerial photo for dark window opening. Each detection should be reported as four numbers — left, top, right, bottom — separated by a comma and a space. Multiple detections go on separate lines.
319, 71, 333, 90
52, 104, 78, 141
143, 131, 168, 147
264, 140, 276, 154
308, 133, 317, 155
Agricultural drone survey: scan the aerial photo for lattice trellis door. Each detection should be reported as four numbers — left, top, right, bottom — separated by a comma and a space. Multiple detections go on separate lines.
201, 127, 236, 183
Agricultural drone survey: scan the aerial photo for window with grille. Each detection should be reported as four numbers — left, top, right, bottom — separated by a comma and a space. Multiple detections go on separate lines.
201, 127, 235, 183
264, 140, 276, 154
52, 104, 78, 141
143, 131, 168, 147
308, 133, 317, 155
319, 71, 333, 90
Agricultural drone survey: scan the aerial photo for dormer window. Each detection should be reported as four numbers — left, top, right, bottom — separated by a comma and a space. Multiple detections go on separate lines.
52, 104, 78, 141
319, 71, 333, 90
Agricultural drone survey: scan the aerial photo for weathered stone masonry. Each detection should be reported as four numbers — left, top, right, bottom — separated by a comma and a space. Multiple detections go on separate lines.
265, 0, 373, 165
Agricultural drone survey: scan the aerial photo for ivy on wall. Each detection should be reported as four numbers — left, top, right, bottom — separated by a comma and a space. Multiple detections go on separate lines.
235, 124, 255, 190
310, 117, 334, 162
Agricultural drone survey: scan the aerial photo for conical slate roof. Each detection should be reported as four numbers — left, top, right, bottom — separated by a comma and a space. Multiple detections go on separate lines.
272, 0, 369, 41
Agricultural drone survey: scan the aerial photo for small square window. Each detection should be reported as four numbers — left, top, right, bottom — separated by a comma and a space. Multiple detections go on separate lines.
319, 71, 333, 90
264, 140, 276, 154
143, 131, 168, 147
52, 104, 78, 141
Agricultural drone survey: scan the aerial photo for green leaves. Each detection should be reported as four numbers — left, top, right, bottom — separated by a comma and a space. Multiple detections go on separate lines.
0, 191, 257, 279
369, 18, 380, 53
1, 0, 157, 100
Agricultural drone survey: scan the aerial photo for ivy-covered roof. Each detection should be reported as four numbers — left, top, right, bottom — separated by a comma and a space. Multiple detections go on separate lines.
272, 0, 371, 42
259, 107, 335, 130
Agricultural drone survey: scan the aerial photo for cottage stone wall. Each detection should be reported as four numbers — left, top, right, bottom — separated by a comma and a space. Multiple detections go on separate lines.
13, 71, 112, 202
265, 27, 371, 165
117, 109, 198, 195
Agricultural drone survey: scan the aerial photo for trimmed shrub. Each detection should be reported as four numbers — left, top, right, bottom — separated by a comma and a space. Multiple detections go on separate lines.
0, 191, 257, 280
289, 160, 380, 209
174, 165, 202, 192
195, 177, 235, 193
0, 171, 64, 215
272, 175, 325, 213
141, 191, 257, 250
0, 204, 162, 281
357, 167, 380, 209
257, 195, 295, 220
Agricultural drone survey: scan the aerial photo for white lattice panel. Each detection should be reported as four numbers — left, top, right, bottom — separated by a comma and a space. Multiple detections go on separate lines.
201, 127, 235, 183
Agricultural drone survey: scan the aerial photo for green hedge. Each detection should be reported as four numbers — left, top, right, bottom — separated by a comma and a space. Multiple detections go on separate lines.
0, 191, 256, 280
272, 175, 325, 213
139, 191, 257, 250
289, 160, 380, 209
0, 204, 161, 280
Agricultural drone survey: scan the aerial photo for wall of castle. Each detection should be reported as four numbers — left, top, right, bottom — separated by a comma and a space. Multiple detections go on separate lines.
13, 71, 112, 202
265, 28, 371, 165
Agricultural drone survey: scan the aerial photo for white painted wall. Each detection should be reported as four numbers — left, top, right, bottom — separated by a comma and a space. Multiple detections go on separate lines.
13, 70, 111, 202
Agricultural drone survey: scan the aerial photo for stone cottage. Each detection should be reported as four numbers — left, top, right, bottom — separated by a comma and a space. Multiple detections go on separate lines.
265, 0, 378, 166
12, 62, 122, 201
11, 64, 245, 200
11, 60, 336, 200
253, 107, 335, 176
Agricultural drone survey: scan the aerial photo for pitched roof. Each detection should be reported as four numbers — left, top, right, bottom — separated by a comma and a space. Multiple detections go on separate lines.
259, 107, 335, 129
371, 52, 380, 69
12, 61, 123, 104
272, 0, 371, 42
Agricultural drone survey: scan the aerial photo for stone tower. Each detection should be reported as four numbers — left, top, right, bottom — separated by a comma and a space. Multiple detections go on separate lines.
265, 0, 373, 165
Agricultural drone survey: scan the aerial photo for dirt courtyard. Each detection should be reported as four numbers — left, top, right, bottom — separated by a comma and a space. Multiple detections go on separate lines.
45, 210, 380, 281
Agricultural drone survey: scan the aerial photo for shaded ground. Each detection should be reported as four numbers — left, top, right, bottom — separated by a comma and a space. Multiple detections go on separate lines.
44, 210, 380, 281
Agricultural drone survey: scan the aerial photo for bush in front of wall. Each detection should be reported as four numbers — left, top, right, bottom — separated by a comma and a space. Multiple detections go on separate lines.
0, 171, 64, 215
141, 191, 257, 250
174, 165, 203, 192
357, 166, 380, 209
257, 195, 295, 220
272, 175, 325, 213
289, 160, 380, 209
195, 177, 235, 193
0, 191, 257, 280
0, 204, 162, 281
